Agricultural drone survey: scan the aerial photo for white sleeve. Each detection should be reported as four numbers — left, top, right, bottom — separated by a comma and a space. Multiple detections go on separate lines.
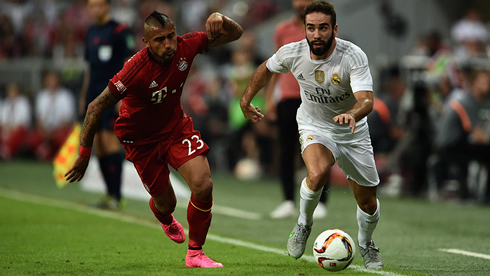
266, 54, 290, 74
348, 47, 373, 92
350, 65, 373, 92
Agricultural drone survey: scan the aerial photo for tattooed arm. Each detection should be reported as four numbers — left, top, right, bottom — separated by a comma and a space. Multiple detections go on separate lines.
65, 87, 119, 182
205, 12, 243, 49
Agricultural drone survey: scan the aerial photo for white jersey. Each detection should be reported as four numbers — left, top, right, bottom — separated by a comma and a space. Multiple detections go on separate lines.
266, 38, 373, 142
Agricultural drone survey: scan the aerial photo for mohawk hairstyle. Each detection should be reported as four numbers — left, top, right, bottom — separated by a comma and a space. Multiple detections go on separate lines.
145, 11, 174, 28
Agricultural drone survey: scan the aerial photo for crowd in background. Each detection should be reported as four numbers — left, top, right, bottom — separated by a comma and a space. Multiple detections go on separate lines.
0, 0, 489, 205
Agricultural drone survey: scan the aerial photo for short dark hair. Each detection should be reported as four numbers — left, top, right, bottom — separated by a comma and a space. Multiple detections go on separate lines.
304, 0, 336, 26
145, 11, 174, 28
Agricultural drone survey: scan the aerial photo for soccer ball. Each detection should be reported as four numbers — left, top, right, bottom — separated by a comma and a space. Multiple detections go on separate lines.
312, 229, 356, 271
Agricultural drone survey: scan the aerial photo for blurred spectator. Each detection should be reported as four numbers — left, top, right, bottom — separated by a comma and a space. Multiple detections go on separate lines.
52, 0, 92, 60
30, 71, 75, 161
246, 0, 279, 28
379, 80, 432, 198
21, 8, 54, 57
226, 47, 275, 178
178, 0, 210, 34
429, 69, 490, 202
112, 0, 138, 29
412, 30, 450, 59
1, 0, 34, 36
368, 66, 406, 155
0, 83, 31, 160
451, 7, 489, 58
0, 14, 21, 59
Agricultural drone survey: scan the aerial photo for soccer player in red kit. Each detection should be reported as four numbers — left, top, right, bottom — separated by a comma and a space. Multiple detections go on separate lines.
65, 11, 243, 268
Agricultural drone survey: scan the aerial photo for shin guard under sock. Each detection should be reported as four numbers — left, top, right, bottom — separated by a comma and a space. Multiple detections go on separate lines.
357, 198, 380, 248
187, 194, 213, 248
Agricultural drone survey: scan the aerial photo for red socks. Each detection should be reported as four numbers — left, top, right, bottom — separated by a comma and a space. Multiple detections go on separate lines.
187, 194, 213, 248
149, 197, 173, 225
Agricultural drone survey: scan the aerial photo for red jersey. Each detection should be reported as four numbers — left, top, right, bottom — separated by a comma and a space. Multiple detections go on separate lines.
108, 32, 208, 145
273, 19, 305, 101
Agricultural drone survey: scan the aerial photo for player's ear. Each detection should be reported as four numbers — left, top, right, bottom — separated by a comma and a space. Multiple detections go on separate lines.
142, 36, 148, 47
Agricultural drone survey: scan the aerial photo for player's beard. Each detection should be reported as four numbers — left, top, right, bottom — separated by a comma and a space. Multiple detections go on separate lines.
161, 50, 175, 63
307, 32, 335, 57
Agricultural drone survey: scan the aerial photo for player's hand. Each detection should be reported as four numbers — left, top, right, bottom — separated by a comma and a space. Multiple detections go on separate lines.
64, 155, 90, 183
241, 103, 264, 123
205, 12, 226, 40
333, 113, 356, 133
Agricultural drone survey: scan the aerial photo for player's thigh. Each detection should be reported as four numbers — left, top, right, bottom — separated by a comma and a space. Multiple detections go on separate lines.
300, 130, 337, 189
336, 137, 379, 188
124, 143, 173, 199
167, 118, 212, 199
302, 143, 334, 190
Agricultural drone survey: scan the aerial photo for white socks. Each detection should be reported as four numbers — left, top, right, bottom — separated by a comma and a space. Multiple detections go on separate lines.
357, 198, 380, 248
298, 178, 322, 226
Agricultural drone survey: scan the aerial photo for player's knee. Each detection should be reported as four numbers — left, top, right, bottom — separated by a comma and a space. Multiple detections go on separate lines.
357, 197, 377, 215
190, 178, 213, 201
307, 168, 330, 191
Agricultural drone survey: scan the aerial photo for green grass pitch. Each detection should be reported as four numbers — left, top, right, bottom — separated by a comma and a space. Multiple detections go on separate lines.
1, 160, 489, 275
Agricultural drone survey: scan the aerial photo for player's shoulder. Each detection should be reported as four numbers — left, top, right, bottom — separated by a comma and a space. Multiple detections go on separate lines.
124, 48, 150, 68
335, 38, 369, 66
179, 31, 207, 44
335, 39, 366, 57
178, 32, 208, 53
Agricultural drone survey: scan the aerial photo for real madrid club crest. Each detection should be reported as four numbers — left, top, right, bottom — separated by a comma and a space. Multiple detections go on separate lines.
306, 135, 314, 141
331, 73, 341, 85
178, 58, 188, 71
315, 70, 325, 84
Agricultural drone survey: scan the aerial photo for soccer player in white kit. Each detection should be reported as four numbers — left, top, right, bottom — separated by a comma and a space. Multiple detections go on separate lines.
240, 0, 383, 270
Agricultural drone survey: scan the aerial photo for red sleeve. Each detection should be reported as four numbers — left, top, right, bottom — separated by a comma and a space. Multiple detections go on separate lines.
108, 49, 147, 99
180, 32, 209, 54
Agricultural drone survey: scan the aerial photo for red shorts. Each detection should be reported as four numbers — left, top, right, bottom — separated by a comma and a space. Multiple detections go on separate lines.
122, 117, 209, 197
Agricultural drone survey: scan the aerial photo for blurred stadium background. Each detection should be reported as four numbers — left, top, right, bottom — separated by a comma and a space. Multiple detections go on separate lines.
1, 0, 490, 205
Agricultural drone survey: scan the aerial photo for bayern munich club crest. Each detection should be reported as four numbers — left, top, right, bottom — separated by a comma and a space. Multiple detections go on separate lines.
178, 59, 188, 71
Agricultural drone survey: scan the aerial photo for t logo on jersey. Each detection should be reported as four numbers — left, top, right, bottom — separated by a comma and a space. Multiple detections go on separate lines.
315, 70, 325, 84
331, 73, 342, 85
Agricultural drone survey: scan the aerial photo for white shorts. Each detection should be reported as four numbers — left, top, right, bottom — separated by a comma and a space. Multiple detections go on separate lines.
299, 129, 380, 187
